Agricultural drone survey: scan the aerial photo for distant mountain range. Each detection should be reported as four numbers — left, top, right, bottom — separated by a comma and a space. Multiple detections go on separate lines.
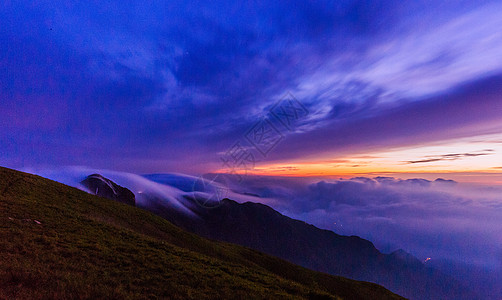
81, 172, 479, 300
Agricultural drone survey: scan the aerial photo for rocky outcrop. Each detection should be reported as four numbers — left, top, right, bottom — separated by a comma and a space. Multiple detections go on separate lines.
81, 174, 135, 206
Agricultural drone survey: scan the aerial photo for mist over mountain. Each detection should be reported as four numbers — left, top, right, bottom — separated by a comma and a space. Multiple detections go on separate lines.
26, 167, 502, 299
2, 166, 408, 299
214, 174, 502, 269
32, 168, 502, 270
4, 1, 502, 299
176, 197, 477, 299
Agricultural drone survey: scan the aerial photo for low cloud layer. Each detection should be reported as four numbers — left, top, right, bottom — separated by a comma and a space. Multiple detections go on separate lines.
25, 166, 502, 294
224, 175, 502, 271
26, 166, 502, 271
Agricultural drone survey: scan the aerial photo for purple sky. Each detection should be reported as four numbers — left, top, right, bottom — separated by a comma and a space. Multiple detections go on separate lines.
1, 1, 502, 176
4, 3, 502, 294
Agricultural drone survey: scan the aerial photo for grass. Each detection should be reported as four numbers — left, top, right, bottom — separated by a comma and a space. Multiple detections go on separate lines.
0, 166, 405, 299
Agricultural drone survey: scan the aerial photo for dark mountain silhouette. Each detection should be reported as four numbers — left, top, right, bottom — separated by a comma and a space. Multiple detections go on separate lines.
80, 174, 135, 206
77, 173, 479, 299
0, 166, 403, 299
152, 196, 479, 300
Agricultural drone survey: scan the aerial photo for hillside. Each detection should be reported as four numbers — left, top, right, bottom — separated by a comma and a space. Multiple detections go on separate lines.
0, 167, 404, 300
132, 173, 477, 300
175, 199, 476, 300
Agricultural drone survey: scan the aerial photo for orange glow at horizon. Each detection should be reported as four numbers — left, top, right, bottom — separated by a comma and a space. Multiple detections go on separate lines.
217, 133, 502, 183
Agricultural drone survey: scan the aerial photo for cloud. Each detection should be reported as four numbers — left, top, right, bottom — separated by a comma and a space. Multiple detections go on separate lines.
262, 74, 502, 164
23, 166, 502, 294
219, 174, 502, 271
2, 1, 502, 174
406, 149, 495, 164
24, 166, 204, 218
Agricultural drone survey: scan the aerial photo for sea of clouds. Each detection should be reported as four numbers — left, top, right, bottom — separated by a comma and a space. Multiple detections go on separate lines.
25, 166, 502, 295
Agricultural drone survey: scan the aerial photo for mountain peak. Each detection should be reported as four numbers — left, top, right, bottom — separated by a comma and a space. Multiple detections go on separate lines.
390, 249, 422, 266
80, 174, 135, 206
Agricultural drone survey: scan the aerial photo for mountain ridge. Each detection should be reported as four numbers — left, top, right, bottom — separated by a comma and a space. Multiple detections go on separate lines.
125, 174, 479, 300
0, 166, 403, 299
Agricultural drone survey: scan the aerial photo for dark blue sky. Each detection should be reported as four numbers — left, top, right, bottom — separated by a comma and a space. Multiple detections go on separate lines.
1, 0, 502, 174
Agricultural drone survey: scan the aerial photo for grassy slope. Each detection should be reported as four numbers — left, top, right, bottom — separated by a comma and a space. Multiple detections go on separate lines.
0, 167, 404, 300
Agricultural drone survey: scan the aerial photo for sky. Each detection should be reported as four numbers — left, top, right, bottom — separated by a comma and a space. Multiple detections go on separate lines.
1, 1, 502, 180
3, 2, 502, 293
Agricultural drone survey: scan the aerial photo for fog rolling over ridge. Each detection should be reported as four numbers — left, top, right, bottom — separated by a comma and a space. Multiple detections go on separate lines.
27, 166, 502, 298
4, 1, 502, 299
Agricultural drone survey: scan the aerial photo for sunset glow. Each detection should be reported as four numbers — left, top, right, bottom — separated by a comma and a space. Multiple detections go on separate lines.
3, 1, 502, 298
242, 133, 502, 182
